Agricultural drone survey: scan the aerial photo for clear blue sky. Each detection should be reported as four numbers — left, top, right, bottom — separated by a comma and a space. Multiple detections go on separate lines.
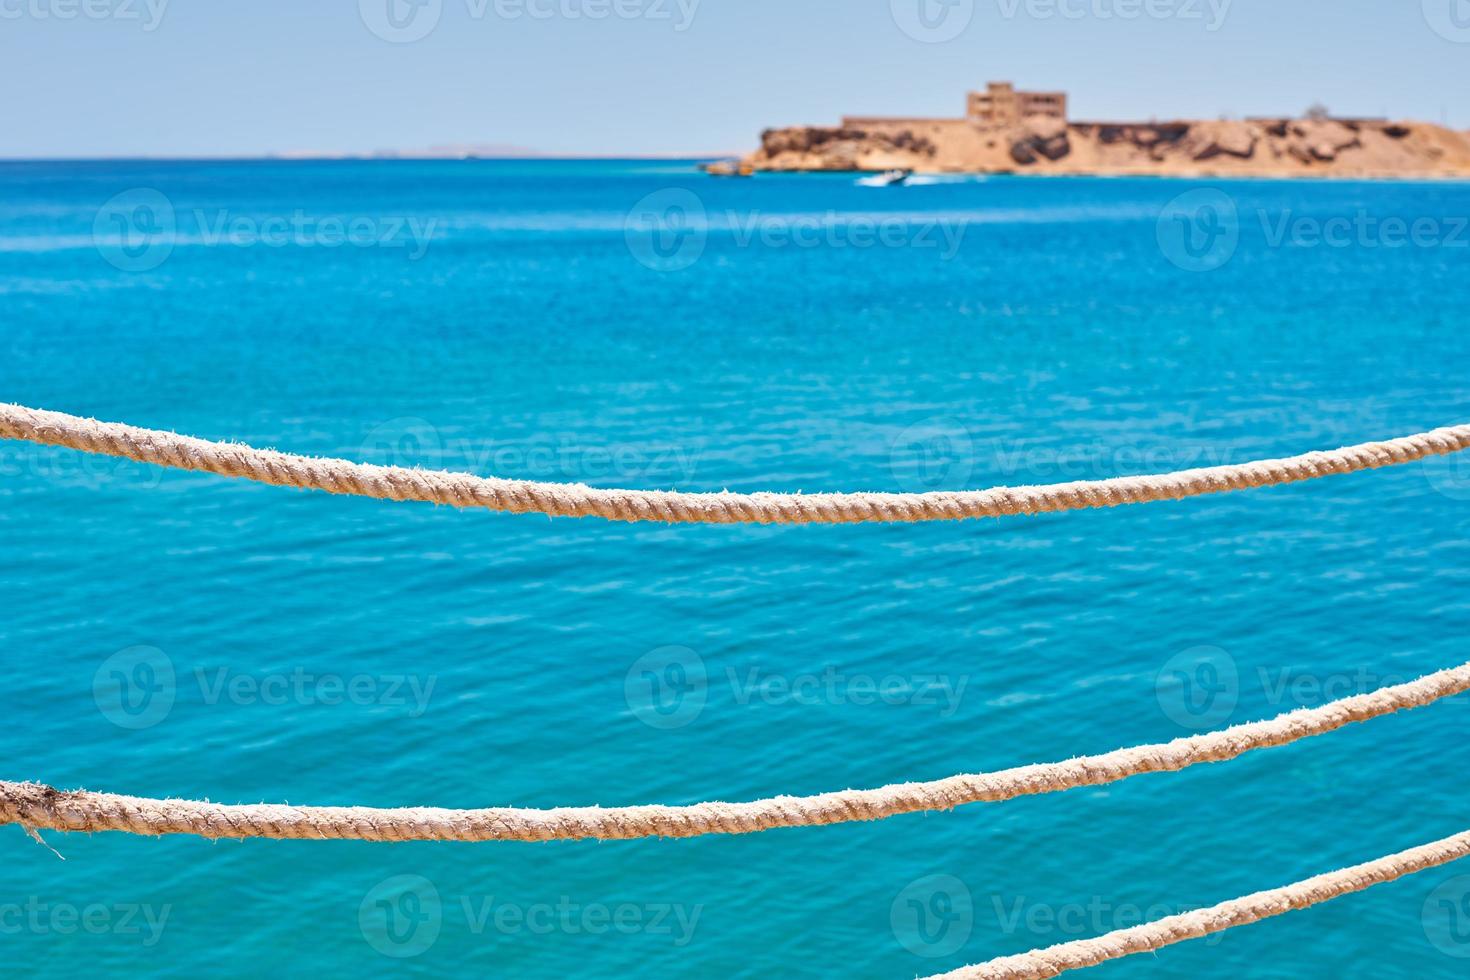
2, 0, 1466, 157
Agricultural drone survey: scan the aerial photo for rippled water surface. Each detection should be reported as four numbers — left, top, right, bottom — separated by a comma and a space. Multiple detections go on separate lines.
2, 160, 1469, 978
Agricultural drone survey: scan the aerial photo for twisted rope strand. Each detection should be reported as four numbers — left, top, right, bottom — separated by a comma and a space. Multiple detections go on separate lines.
4, 659, 1467, 843
923, 827, 1470, 980
2, 404, 1466, 525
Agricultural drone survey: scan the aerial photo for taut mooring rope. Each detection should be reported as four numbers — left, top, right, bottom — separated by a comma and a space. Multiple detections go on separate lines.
922, 827, 1470, 980
4, 659, 1467, 843
1, 404, 1466, 525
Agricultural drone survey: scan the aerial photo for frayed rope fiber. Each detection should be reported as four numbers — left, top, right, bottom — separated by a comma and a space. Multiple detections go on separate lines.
2, 404, 1468, 525
4, 659, 1467, 843
922, 827, 1470, 980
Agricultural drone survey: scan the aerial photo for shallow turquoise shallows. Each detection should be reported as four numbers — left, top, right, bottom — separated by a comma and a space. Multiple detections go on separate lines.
3, 160, 1470, 978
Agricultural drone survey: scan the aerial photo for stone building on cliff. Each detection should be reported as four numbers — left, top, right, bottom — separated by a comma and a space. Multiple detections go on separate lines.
841, 81, 1068, 136
967, 82, 1067, 126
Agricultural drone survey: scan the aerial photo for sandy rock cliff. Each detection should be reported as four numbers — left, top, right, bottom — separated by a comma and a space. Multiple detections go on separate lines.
743, 117, 1470, 178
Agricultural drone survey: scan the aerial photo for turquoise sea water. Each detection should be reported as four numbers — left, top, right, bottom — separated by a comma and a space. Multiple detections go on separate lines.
2, 159, 1470, 978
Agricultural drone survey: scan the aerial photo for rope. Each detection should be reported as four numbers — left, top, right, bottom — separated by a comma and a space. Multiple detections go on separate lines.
5, 659, 1467, 843
923, 827, 1470, 980
2, 404, 1466, 525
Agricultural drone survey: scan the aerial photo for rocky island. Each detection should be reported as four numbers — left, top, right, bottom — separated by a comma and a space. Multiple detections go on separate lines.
742, 81, 1470, 179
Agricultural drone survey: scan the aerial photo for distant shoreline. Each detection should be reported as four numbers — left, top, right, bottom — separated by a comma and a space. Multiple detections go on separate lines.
740, 166, 1470, 183
742, 117, 1470, 181
0, 153, 736, 164
6, 154, 1470, 184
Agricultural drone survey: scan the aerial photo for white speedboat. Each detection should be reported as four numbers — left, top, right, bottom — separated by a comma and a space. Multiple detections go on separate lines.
857, 169, 913, 187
